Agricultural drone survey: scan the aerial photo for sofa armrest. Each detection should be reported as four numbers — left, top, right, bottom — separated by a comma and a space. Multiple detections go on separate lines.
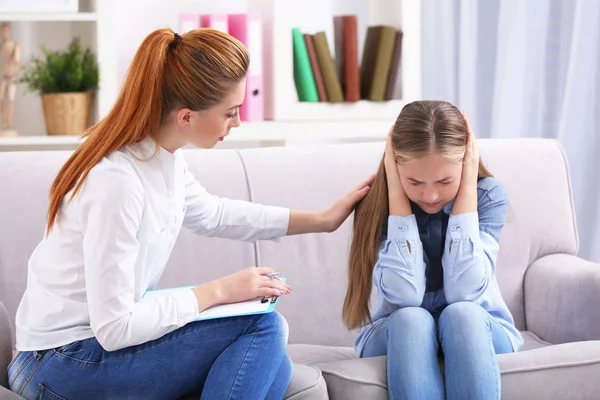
0, 302, 13, 390
524, 254, 600, 344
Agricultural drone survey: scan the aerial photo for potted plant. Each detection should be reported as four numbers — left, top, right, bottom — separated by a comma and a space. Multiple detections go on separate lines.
20, 37, 99, 136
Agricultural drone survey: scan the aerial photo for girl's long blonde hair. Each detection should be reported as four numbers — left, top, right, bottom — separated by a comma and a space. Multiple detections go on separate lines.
46, 28, 249, 233
342, 100, 493, 330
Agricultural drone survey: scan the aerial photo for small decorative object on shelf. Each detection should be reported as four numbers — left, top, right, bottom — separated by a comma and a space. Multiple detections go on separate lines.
0, 22, 20, 137
20, 37, 99, 136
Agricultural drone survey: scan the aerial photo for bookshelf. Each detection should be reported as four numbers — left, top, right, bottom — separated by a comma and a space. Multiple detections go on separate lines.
0, 0, 118, 139
0, 0, 420, 151
247, 0, 420, 121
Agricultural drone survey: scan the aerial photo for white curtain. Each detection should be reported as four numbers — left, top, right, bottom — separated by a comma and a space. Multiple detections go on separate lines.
421, 0, 600, 263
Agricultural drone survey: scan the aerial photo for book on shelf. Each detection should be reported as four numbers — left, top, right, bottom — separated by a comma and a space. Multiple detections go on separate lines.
333, 15, 360, 102
292, 17, 403, 104
312, 31, 344, 103
292, 28, 319, 102
361, 25, 400, 101
303, 34, 328, 102
385, 30, 403, 101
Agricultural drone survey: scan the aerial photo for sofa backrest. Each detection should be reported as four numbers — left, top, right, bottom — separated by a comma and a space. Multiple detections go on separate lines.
0, 138, 578, 348
0, 149, 256, 345
237, 138, 578, 346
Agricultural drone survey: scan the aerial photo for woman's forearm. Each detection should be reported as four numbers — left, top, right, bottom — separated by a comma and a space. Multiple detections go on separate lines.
286, 210, 328, 235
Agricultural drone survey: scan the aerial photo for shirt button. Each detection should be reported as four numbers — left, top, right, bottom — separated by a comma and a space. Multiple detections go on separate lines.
451, 226, 457, 231
400, 226, 408, 232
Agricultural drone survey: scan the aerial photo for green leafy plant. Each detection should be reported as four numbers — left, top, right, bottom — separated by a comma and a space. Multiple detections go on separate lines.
20, 37, 99, 94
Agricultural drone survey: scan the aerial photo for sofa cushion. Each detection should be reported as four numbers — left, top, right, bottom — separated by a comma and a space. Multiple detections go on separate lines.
288, 345, 355, 366
284, 363, 329, 400
287, 332, 552, 366
288, 332, 600, 400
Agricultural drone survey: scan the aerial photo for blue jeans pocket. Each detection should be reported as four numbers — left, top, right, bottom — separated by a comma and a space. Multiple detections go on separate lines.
34, 384, 68, 400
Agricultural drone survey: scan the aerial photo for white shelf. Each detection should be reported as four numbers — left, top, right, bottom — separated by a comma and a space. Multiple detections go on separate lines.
231, 120, 390, 141
0, 135, 80, 146
0, 120, 390, 151
270, 100, 407, 121
0, 13, 97, 21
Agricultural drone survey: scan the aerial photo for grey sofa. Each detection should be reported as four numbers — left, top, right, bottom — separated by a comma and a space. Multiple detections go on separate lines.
1, 138, 599, 399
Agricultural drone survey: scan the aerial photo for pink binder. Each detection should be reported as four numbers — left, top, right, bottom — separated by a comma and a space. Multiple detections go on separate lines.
200, 14, 229, 33
179, 13, 200, 33
228, 13, 264, 122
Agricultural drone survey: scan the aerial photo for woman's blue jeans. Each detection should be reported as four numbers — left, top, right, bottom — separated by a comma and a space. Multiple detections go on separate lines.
8, 312, 292, 400
362, 301, 514, 400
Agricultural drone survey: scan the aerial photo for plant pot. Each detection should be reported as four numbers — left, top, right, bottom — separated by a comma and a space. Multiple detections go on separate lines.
41, 92, 93, 136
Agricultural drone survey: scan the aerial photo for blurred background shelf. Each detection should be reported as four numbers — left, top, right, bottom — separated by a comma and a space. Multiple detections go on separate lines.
0, 120, 391, 151
2, 0, 419, 149
264, 100, 407, 121
0, 13, 97, 21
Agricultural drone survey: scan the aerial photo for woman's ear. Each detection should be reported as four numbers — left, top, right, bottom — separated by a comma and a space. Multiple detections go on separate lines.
176, 108, 193, 128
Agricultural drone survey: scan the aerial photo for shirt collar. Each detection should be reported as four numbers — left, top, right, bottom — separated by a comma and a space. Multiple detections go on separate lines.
411, 199, 455, 217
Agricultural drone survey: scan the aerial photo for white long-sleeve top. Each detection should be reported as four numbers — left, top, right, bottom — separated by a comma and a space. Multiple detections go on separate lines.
15, 138, 290, 352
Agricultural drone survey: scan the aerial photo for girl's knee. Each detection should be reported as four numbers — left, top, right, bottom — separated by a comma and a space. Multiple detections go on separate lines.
440, 301, 485, 323
438, 301, 488, 337
387, 307, 435, 330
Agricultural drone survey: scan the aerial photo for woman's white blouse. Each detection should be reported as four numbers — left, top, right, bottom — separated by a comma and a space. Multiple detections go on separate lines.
14, 138, 290, 352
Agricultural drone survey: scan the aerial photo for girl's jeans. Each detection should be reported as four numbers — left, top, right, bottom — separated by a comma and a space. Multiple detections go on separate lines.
362, 301, 514, 400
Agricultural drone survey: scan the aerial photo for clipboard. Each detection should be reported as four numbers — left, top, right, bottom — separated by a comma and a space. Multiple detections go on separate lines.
142, 278, 286, 321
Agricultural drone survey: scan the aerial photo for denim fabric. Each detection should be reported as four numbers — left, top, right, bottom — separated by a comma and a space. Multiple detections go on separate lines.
8, 312, 291, 400
362, 302, 514, 400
